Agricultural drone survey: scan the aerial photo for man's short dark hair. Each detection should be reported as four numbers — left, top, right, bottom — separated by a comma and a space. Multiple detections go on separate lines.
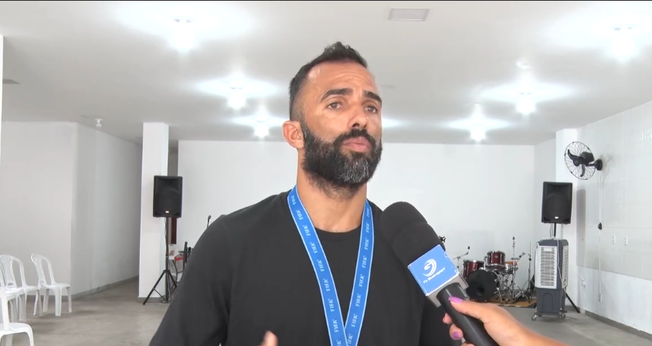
288, 42, 368, 121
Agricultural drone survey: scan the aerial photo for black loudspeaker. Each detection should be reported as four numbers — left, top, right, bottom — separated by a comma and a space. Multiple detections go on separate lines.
153, 175, 183, 218
541, 181, 572, 224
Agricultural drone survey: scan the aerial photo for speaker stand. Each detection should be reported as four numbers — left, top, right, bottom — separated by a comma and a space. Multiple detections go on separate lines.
550, 223, 580, 314
143, 217, 178, 305
565, 291, 580, 313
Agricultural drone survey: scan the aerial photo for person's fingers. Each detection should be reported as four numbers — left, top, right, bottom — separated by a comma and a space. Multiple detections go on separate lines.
259, 331, 277, 346
449, 324, 464, 341
443, 313, 452, 324
448, 298, 490, 322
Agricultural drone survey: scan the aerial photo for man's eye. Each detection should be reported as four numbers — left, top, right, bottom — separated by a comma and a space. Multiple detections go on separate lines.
366, 105, 378, 113
328, 102, 341, 109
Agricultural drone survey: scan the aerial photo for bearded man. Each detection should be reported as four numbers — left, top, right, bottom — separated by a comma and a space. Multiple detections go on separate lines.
149, 42, 452, 346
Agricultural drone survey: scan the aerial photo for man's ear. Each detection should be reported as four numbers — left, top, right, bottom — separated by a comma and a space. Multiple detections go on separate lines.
282, 120, 304, 149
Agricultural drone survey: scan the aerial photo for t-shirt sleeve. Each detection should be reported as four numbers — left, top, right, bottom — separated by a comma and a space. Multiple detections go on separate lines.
149, 219, 233, 346
419, 300, 455, 346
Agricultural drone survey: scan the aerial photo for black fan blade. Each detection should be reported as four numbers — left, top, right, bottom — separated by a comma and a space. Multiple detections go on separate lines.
581, 165, 585, 177
567, 149, 581, 166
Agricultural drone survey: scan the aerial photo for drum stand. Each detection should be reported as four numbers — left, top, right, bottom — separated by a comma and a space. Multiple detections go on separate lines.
453, 246, 470, 272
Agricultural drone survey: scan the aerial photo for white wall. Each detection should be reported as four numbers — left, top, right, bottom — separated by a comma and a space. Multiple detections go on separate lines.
533, 139, 557, 243
575, 100, 652, 334
0, 122, 141, 295
168, 152, 178, 176
533, 101, 652, 334
0, 35, 4, 165
72, 125, 142, 294
177, 140, 536, 286
0, 122, 76, 287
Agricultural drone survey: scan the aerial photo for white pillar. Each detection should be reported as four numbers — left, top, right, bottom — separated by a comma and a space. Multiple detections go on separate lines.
0, 35, 4, 165
555, 129, 579, 306
138, 123, 169, 298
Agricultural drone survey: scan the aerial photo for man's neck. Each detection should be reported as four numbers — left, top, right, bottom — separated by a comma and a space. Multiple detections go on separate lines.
295, 172, 368, 233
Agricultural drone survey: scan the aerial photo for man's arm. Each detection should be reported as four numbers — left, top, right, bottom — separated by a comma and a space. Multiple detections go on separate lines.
419, 300, 455, 346
149, 219, 233, 346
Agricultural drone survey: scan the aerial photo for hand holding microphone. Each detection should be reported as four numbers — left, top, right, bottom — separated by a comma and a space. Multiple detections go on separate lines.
444, 299, 570, 346
444, 298, 532, 346
380, 202, 498, 346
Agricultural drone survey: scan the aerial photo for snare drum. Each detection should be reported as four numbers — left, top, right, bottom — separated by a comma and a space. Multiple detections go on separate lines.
485, 251, 506, 267
504, 260, 518, 273
462, 260, 484, 279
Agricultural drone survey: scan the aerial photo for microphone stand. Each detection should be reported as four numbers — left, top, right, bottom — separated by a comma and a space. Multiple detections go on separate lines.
207, 215, 212, 229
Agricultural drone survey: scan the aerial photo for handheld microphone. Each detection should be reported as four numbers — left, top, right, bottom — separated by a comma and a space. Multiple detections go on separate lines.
380, 202, 498, 346
207, 215, 212, 228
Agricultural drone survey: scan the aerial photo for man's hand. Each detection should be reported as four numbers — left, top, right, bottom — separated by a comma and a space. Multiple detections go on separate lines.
259, 332, 277, 346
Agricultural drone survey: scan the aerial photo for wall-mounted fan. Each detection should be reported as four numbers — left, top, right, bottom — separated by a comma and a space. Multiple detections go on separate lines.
564, 141, 603, 180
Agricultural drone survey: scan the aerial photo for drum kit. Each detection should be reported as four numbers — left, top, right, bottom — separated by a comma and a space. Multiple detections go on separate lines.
455, 237, 535, 304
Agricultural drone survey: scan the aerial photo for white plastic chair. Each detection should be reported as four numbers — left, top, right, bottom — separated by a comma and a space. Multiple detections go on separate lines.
0, 269, 21, 323
0, 288, 34, 346
30, 255, 71, 317
0, 256, 40, 322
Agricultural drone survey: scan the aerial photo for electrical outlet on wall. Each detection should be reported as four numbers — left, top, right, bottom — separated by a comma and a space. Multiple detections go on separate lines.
625, 237, 629, 246
612, 236, 616, 244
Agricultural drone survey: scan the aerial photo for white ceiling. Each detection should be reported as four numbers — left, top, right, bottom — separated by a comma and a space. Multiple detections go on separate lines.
1, 1, 652, 146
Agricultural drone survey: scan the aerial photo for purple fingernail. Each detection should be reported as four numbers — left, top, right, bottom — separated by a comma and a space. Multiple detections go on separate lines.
449, 297, 463, 303
453, 331, 462, 340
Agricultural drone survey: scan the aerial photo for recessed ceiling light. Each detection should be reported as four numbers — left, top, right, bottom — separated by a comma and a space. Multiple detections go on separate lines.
388, 8, 429, 22
174, 18, 194, 25
470, 128, 486, 142
516, 61, 532, 70
254, 125, 269, 138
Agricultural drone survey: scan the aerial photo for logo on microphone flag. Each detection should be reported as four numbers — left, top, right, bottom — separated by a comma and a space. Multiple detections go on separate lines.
408, 245, 459, 296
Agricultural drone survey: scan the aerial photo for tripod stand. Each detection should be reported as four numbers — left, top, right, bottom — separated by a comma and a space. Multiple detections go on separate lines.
143, 217, 178, 305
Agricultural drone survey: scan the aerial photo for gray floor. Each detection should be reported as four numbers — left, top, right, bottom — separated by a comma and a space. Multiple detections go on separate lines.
5, 281, 652, 346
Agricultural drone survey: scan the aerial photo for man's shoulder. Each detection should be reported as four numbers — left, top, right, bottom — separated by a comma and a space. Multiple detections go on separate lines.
368, 200, 384, 215
220, 191, 289, 226
203, 190, 291, 242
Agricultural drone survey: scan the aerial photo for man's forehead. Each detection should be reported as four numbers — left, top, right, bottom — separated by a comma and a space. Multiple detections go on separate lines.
306, 62, 376, 89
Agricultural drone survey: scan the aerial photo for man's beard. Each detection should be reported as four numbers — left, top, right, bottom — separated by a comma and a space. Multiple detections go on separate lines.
301, 122, 383, 197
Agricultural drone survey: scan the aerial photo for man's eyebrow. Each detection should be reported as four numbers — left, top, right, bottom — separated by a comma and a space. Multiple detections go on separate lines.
320, 88, 382, 105
365, 91, 382, 105
320, 88, 352, 101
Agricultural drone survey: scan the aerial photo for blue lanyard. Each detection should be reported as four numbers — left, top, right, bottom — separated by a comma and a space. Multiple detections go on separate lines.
287, 187, 374, 346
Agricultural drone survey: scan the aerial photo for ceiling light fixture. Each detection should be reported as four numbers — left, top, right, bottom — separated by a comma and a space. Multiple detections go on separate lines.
95, 118, 103, 128
171, 17, 196, 51
388, 8, 429, 22
516, 92, 536, 115
516, 61, 532, 70
612, 25, 635, 58
228, 86, 246, 109
448, 106, 509, 143
470, 128, 486, 142
254, 125, 269, 138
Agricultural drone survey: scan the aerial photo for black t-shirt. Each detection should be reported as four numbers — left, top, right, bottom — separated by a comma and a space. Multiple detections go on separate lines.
149, 191, 453, 346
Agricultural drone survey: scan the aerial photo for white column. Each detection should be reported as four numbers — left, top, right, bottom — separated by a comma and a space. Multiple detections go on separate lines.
555, 129, 579, 306
0, 35, 4, 166
138, 123, 169, 298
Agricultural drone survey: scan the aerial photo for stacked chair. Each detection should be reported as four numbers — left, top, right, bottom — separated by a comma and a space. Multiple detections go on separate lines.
0, 253, 73, 346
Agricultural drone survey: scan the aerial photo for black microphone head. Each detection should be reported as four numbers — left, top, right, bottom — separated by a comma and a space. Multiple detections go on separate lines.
380, 202, 443, 266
